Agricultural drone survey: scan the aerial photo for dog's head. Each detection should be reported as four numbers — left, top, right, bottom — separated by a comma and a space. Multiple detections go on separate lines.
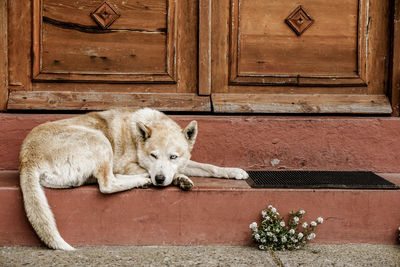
134, 120, 197, 186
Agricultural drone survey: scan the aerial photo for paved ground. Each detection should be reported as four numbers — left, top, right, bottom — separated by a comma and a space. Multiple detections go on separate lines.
0, 244, 399, 267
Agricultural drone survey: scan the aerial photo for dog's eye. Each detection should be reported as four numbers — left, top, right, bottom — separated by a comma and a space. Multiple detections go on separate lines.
170, 155, 178, 160
151, 153, 158, 159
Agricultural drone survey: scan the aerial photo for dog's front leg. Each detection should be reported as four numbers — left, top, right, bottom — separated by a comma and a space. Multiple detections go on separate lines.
183, 160, 249, 179
96, 168, 151, 194
173, 174, 194, 190
115, 173, 152, 188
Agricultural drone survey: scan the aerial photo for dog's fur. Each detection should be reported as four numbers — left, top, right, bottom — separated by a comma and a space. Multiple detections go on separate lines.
19, 108, 248, 250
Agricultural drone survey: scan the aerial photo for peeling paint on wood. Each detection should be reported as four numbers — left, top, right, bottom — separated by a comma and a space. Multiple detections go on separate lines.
212, 93, 392, 114
7, 91, 211, 111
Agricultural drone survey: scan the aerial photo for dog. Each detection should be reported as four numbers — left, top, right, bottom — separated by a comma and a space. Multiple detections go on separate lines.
19, 108, 248, 250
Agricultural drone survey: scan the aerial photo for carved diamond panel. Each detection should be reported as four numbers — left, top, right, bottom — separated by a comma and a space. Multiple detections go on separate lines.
90, 1, 120, 29
285, 6, 314, 36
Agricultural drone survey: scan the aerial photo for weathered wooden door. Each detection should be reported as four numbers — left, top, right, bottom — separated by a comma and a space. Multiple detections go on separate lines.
4, 0, 210, 111
1, 0, 397, 114
202, 0, 393, 114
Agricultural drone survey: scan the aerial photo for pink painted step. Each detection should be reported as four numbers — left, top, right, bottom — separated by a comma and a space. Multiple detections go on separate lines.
1, 171, 399, 247
2, 114, 400, 172
1, 113, 400, 246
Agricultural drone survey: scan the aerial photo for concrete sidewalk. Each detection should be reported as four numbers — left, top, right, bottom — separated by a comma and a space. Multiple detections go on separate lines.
0, 245, 399, 267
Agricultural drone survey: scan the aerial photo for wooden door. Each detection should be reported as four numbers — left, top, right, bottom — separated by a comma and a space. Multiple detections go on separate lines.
203, 0, 393, 114
1, 0, 398, 114
3, 0, 210, 111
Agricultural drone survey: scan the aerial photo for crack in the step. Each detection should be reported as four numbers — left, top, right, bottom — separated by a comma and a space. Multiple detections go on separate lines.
269, 249, 284, 267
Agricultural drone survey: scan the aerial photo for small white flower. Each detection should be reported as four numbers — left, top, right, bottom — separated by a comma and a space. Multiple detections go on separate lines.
262, 210, 267, 217
307, 233, 316, 240
299, 210, 305, 215
259, 245, 265, 250
268, 205, 273, 209
289, 229, 295, 235
261, 238, 266, 243
273, 236, 278, 242
281, 236, 287, 243
317, 217, 324, 224
310, 221, 317, 227
280, 221, 285, 227
298, 232, 304, 239
302, 222, 308, 228
249, 222, 258, 231
271, 207, 277, 213
254, 234, 260, 240
398, 226, 400, 231
266, 232, 273, 237
265, 216, 270, 221
276, 212, 280, 216
276, 228, 280, 233
293, 216, 300, 223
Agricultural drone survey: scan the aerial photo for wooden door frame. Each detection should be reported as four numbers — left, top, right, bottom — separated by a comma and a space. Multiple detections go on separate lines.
0, 0, 7, 111
390, 0, 400, 116
1, 0, 400, 114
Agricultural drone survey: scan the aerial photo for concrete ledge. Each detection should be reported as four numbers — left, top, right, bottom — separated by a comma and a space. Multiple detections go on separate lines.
1, 245, 399, 266
1, 114, 400, 172
1, 171, 399, 246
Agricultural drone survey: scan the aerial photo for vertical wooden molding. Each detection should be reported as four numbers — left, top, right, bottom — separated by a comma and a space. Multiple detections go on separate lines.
176, 0, 198, 93
391, 0, 400, 116
32, 0, 40, 79
198, 0, 211, 95
0, 0, 8, 111
229, 0, 239, 82
210, 0, 229, 93
8, 0, 32, 91
367, 0, 391, 95
167, 0, 177, 82
358, 0, 367, 83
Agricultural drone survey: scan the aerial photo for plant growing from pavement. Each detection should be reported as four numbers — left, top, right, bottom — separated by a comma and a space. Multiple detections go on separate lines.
249, 205, 323, 251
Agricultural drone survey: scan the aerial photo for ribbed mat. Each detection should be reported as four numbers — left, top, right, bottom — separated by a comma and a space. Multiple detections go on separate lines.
246, 171, 399, 189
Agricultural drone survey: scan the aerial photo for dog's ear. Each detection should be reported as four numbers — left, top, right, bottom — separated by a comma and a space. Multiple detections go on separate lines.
183, 120, 198, 149
136, 122, 151, 141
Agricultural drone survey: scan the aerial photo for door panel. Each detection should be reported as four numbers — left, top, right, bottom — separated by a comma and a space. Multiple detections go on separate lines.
208, 0, 392, 113
4, 0, 209, 111
34, 0, 175, 82
232, 0, 362, 81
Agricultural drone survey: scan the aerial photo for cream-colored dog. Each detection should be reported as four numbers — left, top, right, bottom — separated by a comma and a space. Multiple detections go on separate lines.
19, 108, 248, 250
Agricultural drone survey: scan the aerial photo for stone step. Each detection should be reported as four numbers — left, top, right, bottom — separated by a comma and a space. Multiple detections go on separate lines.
1, 113, 400, 172
1, 170, 399, 247
1, 113, 400, 247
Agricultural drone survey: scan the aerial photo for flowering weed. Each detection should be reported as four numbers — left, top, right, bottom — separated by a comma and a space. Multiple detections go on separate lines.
398, 226, 400, 243
249, 205, 323, 251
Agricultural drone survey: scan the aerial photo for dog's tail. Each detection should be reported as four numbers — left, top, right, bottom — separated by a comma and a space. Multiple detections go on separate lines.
19, 165, 75, 251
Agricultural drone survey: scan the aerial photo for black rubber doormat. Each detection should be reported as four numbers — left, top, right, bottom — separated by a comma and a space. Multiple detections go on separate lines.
246, 171, 399, 189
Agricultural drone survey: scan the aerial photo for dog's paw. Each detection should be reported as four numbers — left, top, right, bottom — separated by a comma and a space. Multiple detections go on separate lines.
138, 177, 152, 188
174, 174, 194, 191
225, 168, 249, 180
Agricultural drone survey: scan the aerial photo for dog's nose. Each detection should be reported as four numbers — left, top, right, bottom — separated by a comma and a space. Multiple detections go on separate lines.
155, 174, 165, 185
